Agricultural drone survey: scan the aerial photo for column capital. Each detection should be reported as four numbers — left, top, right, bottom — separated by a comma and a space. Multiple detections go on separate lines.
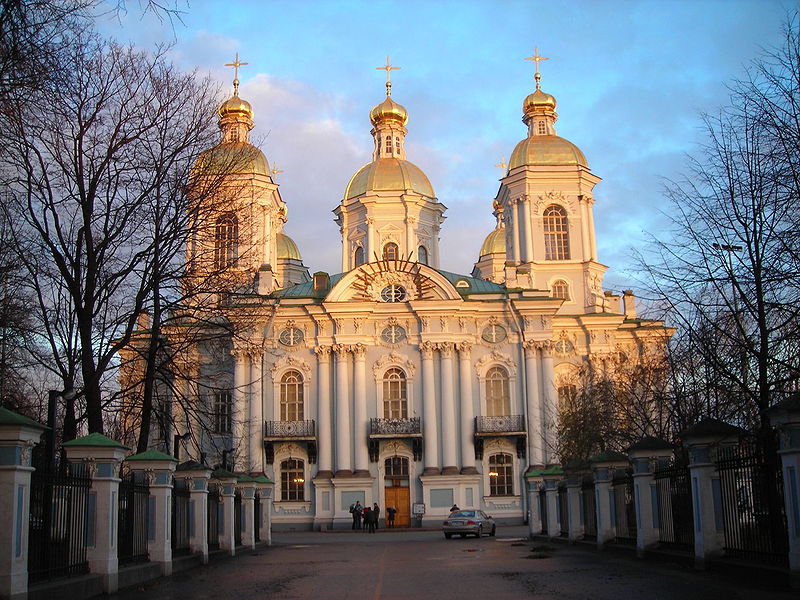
456, 341, 472, 357
314, 345, 333, 358
352, 343, 367, 359
436, 342, 455, 357
420, 341, 436, 358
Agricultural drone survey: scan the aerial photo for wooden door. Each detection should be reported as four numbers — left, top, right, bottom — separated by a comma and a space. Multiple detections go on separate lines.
385, 487, 410, 527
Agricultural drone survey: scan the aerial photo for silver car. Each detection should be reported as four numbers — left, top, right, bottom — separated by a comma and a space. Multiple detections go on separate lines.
442, 509, 496, 538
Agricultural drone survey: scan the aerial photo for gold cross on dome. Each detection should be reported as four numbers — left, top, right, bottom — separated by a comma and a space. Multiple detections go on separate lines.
271, 163, 283, 177
524, 47, 549, 89
376, 56, 400, 96
494, 156, 508, 172
224, 52, 249, 94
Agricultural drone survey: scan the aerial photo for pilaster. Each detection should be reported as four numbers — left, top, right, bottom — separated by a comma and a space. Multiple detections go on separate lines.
457, 343, 477, 474
421, 341, 439, 475
439, 343, 458, 475
352, 344, 370, 476
334, 345, 352, 477
315, 346, 333, 478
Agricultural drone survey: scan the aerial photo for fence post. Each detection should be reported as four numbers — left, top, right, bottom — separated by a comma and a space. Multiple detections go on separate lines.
590, 451, 629, 550
525, 471, 545, 537
126, 450, 177, 575
680, 419, 743, 569
0, 408, 47, 600
564, 461, 588, 542
769, 396, 800, 586
62, 433, 128, 593
237, 476, 257, 550
541, 466, 563, 538
627, 437, 673, 558
211, 469, 238, 556
253, 476, 274, 546
174, 461, 212, 564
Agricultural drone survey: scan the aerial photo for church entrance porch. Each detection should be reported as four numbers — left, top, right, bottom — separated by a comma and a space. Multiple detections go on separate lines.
384, 455, 411, 527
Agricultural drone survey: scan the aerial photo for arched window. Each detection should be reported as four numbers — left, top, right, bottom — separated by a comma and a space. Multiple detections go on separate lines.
214, 213, 238, 269
551, 279, 570, 300
557, 384, 577, 412
543, 205, 570, 260
385, 135, 392, 155
488, 453, 513, 496
383, 242, 399, 261
417, 245, 428, 265
395, 136, 401, 153
280, 370, 304, 421
486, 366, 510, 416
382, 367, 407, 419
280, 458, 304, 501
354, 246, 365, 267
385, 455, 409, 478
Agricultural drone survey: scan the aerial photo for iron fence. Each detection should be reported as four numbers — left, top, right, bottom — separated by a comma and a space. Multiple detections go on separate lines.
171, 480, 191, 556
207, 484, 220, 550
716, 436, 788, 566
558, 485, 569, 537
654, 461, 694, 551
264, 420, 316, 438
581, 478, 597, 540
254, 495, 261, 543
370, 417, 421, 435
612, 471, 637, 543
234, 491, 242, 546
28, 464, 91, 583
118, 467, 149, 565
474, 415, 525, 434
539, 488, 548, 533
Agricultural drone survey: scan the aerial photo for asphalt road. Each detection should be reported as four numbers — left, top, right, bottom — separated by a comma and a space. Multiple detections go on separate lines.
108, 527, 797, 599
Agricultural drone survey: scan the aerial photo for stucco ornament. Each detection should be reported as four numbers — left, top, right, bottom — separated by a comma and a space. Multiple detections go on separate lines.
373, 351, 416, 380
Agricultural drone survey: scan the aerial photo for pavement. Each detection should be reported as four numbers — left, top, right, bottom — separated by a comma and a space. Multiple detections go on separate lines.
106, 526, 798, 599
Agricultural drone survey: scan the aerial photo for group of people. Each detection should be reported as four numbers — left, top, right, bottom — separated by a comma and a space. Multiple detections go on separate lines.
349, 501, 399, 531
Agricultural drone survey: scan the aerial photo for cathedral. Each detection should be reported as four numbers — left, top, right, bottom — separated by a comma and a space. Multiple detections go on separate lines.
129, 53, 670, 530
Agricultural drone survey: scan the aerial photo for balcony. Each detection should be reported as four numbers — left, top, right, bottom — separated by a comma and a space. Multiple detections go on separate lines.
474, 415, 526, 459
368, 418, 422, 462
263, 420, 316, 465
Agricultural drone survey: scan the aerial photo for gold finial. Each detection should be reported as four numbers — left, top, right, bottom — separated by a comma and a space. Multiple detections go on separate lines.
271, 163, 283, 177
376, 56, 400, 97
524, 47, 549, 90
225, 52, 249, 96
494, 156, 508, 173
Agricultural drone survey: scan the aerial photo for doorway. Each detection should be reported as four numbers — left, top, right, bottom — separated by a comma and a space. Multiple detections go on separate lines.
384, 456, 410, 527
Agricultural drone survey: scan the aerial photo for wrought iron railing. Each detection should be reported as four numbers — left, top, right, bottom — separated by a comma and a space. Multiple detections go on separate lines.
234, 491, 242, 546
369, 417, 421, 436
654, 461, 694, 550
612, 471, 637, 543
581, 478, 597, 540
28, 464, 91, 583
118, 467, 149, 565
558, 484, 569, 537
207, 484, 220, 550
475, 415, 525, 434
264, 420, 316, 438
171, 480, 191, 556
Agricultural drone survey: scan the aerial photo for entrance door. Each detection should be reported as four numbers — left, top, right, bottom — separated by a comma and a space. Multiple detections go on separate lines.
384, 456, 411, 527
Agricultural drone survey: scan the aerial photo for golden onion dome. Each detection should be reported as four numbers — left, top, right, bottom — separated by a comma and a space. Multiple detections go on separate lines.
344, 158, 435, 200
192, 142, 270, 177
276, 232, 302, 261
523, 89, 557, 114
369, 96, 408, 126
218, 94, 253, 119
508, 135, 588, 169
479, 228, 506, 256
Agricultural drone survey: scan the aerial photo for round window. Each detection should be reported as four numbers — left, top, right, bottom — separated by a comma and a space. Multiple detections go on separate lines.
481, 324, 507, 343
279, 327, 304, 346
553, 339, 574, 355
381, 325, 406, 344
380, 284, 406, 302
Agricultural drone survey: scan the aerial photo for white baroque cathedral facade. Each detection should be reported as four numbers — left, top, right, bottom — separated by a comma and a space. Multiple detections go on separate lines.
126, 59, 670, 530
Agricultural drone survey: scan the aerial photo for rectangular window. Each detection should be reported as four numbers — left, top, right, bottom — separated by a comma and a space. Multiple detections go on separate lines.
489, 454, 513, 496
213, 391, 232, 434
281, 459, 305, 501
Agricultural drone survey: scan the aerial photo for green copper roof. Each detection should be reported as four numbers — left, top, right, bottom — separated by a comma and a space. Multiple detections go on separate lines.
63, 432, 128, 449
126, 449, 177, 462
250, 475, 273, 484
0, 407, 48, 430
211, 467, 237, 479
274, 273, 345, 299
435, 269, 506, 295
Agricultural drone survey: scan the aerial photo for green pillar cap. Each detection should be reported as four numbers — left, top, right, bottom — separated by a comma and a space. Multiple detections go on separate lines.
63, 432, 128, 449
0, 407, 49, 430
126, 449, 177, 462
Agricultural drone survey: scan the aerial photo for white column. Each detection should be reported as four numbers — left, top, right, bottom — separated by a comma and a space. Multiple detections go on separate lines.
440, 343, 458, 475
249, 350, 263, 474
216, 476, 237, 556
541, 344, 557, 465
579, 198, 591, 261
238, 481, 257, 550
511, 199, 521, 264
367, 217, 376, 262
334, 345, 352, 476
523, 196, 535, 263
458, 343, 477, 474
315, 346, 333, 478
524, 342, 543, 466
232, 348, 250, 472
587, 198, 598, 261
353, 344, 369, 476
405, 216, 415, 258
421, 342, 439, 475
180, 468, 212, 564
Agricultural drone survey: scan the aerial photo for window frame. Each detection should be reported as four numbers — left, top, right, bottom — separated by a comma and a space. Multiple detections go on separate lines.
485, 366, 511, 417
382, 367, 408, 420
383, 242, 399, 261
280, 458, 305, 501
488, 453, 514, 496
543, 204, 570, 260
213, 213, 239, 270
213, 391, 232, 434
280, 370, 304, 421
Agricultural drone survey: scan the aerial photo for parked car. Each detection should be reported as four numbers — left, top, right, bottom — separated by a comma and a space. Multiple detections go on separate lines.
442, 509, 496, 538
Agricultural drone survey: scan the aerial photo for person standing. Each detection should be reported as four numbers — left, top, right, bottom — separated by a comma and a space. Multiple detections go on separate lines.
363, 506, 372, 532
387, 505, 397, 528
366, 506, 376, 533
373, 503, 381, 529
351, 501, 362, 530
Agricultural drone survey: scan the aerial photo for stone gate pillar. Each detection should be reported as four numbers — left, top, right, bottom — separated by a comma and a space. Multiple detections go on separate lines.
175, 461, 212, 564
211, 469, 238, 556
627, 437, 673, 558
590, 451, 629, 550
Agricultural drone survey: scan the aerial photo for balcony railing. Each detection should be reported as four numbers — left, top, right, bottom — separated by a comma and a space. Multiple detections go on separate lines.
264, 420, 316, 439
474, 415, 526, 435
369, 417, 421, 437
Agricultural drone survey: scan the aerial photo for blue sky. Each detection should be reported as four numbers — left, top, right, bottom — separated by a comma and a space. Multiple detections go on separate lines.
103, 0, 794, 290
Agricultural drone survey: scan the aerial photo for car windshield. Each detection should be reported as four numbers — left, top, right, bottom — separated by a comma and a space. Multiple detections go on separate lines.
450, 511, 475, 518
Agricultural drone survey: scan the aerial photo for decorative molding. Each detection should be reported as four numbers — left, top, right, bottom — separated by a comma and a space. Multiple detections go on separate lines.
314, 345, 332, 358
373, 351, 416, 380
436, 342, 455, 358
270, 354, 312, 379
457, 341, 472, 357
475, 350, 517, 379
419, 340, 436, 359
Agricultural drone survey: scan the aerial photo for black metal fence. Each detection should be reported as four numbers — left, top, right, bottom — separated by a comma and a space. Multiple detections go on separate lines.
716, 437, 789, 566
612, 471, 637, 543
581, 478, 597, 540
654, 461, 694, 551
28, 464, 91, 583
539, 488, 548, 533
118, 467, 149, 565
171, 480, 191, 556
254, 495, 261, 543
234, 491, 242, 546
207, 485, 220, 550
558, 485, 569, 537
